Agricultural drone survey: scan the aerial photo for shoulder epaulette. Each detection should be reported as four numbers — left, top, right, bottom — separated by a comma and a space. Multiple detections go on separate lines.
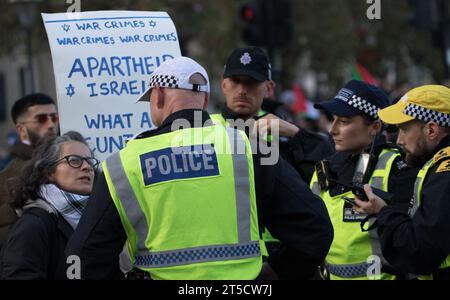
432, 146, 450, 165
436, 159, 450, 174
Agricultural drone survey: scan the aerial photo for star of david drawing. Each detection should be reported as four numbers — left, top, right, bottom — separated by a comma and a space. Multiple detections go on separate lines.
66, 84, 75, 97
62, 24, 70, 32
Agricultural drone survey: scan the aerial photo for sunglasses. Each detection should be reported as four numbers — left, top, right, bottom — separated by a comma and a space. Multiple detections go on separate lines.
56, 155, 100, 170
21, 113, 59, 125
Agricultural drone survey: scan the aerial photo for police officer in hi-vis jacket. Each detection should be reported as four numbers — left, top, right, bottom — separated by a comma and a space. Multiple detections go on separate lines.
311, 80, 418, 280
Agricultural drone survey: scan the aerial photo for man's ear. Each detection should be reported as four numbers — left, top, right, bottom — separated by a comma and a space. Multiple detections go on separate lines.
15, 123, 29, 143
154, 85, 165, 109
426, 122, 440, 140
265, 80, 276, 99
221, 79, 227, 94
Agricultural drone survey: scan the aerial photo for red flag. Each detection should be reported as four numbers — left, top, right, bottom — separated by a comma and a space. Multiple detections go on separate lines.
292, 83, 308, 113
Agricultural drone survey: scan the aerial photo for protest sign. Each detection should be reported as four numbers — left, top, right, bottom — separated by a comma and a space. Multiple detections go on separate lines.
42, 11, 181, 161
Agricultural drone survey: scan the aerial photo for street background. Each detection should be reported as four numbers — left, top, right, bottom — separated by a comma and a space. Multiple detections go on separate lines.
0, 0, 449, 159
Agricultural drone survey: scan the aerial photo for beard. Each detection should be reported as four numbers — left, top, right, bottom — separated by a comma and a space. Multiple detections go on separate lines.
27, 129, 57, 148
403, 137, 431, 168
405, 152, 425, 168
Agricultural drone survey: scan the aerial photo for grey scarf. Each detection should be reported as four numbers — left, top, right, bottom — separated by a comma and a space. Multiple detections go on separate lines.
21, 184, 89, 229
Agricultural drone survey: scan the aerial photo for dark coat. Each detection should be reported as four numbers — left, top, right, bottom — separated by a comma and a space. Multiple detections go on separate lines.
0, 141, 33, 245
0, 202, 74, 280
377, 136, 450, 279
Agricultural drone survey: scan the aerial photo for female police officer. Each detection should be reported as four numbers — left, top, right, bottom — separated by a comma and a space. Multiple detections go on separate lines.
311, 80, 418, 280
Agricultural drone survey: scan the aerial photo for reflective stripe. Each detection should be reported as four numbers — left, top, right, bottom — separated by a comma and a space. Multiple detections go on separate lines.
135, 241, 260, 268
370, 177, 384, 190
375, 150, 397, 171
106, 152, 149, 251
226, 128, 251, 243
409, 177, 422, 217
311, 181, 321, 196
367, 216, 389, 269
369, 150, 397, 271
105, 126, 258, 268
370, 150, 397, 190
326, 262, 368, 278
409, 159, 433, 217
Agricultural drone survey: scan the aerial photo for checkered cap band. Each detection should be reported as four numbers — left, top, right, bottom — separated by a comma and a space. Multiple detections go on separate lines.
149, 74, 179, 89
347, 95, 380, 119
403, 103, 450, 127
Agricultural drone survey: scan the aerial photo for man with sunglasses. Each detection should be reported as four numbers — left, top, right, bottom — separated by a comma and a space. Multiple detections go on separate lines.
0, 93, 59, 248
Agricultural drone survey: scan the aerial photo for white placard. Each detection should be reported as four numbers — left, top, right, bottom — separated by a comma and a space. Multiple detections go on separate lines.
42, 11, 181, 161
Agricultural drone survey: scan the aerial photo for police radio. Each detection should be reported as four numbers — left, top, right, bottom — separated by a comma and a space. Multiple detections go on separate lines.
350, 143, 393, 203
314, 148, 393, 203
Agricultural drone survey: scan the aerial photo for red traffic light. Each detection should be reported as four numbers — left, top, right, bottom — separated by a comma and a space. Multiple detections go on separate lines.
241, 5, 256, 22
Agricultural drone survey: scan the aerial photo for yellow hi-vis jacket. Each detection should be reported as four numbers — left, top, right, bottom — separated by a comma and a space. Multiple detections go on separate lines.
103, 124, 266, 280
310, 149, 400, 280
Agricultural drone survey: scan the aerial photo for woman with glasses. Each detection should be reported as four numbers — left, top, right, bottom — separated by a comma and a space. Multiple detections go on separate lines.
0, 131, 98, 280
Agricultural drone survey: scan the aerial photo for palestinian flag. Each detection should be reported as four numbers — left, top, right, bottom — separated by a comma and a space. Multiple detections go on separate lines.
352, 63, 379, 86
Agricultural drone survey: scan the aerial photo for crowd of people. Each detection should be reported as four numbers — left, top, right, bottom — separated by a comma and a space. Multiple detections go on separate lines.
0, 46, 449, 280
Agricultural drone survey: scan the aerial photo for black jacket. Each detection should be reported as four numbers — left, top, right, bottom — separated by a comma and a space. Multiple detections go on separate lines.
0, 141, 33, 245
66, 109, 333, 280
220, 106, 334, 183
377, 136, 450, 278
0, 206, 74, 280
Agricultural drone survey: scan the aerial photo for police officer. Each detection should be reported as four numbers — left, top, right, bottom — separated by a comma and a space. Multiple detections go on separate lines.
311, 80, 418, 280
66, 56, 333, 280
213, 46, 334, 183
354, 85, 450, 280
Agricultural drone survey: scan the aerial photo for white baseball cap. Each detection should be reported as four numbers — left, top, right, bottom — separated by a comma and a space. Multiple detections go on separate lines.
137, 56, 210, 102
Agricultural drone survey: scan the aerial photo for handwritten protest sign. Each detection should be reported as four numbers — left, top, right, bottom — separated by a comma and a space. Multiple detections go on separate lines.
42, 11, 181, 161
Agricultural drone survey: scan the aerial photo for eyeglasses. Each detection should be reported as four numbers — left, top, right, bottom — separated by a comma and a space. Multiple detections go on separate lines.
21, 113, 59, 125
56, 155, 100, 170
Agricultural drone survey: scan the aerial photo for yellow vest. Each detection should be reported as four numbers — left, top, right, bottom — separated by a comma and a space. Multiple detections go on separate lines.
211, 113, 278, 244
310, 149, 400, 280
103, 124, 266, 279
409, 146, 450, 280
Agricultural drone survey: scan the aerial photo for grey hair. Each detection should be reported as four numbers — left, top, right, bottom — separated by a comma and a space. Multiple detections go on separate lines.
33, 131, 91, 171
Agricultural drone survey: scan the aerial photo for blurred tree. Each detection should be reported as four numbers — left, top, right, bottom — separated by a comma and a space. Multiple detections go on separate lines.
0, 0, 445, 103
276, 0, 444, 99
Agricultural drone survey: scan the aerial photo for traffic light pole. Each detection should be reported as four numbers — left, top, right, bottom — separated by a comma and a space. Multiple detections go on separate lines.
264, 0, 276, 76
240, 0, 293, 86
